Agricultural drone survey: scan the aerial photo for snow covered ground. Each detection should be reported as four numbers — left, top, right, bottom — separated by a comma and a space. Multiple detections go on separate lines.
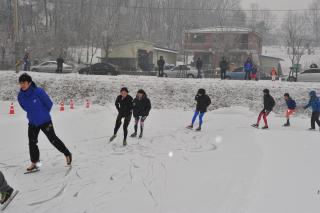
1, 71, 320, 212
1, 102, 320, 213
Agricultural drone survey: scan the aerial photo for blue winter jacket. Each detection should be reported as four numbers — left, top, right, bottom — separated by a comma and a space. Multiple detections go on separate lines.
305, 91, 320, 112
18, 82, 53, 126
244, 62, 253, 72
286, 98, 296, 110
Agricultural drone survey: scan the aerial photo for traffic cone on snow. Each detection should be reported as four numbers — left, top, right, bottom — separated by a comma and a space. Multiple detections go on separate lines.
86, 100, 90, 109
70, 99, 75, 110
60, 101, 65, 112
9, 103, 15, 115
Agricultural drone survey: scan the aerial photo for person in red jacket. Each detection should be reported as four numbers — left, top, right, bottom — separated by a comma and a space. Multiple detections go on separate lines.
271, 67, 277, 81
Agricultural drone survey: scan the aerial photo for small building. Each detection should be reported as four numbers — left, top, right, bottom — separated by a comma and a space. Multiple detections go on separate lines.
103, 40, 177, 71
184, 26, 263, 69
259, 55, 284, 77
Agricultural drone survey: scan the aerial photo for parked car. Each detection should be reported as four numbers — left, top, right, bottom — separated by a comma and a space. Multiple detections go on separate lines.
288, 68, 320, 82
225, 67, 246, 80
78, 62, 119, 75
163, 65, 198, 78
30, 61, 73, 73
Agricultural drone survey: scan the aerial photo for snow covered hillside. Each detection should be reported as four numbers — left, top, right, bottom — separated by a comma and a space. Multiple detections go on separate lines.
0, 71, 319, 115
1, 102, 320, 213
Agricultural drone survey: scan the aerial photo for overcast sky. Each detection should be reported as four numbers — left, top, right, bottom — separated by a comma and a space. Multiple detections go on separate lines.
241, 0, 313, 10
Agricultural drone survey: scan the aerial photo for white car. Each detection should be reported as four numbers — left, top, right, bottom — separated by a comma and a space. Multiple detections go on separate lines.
30, 61, 73, 73
163, 65, 198, 78
289, 68, 320, 82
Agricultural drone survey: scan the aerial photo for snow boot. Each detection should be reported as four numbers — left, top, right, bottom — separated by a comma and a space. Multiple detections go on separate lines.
251, 124, 259, 128
123, 139, 127, 147
109, 135, 117, 142
283, 120, 290, 127
261, 126, 269, 129
66, 153, 72, 166
186, 125, 193, 129
0, 188, 13, 205
131, 132, 137, 138
195, 127, 201, 131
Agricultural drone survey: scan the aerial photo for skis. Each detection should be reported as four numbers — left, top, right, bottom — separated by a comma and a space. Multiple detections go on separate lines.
1, 190, 19, 211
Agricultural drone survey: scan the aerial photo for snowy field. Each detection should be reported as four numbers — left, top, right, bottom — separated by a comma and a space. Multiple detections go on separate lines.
1, 71, 320, 212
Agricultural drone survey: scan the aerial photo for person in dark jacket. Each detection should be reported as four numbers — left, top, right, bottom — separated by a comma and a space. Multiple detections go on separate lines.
219, 56, 229, 80
157, 56, 165, 77
17, 73, 72, 172
56, 56, 64, 73
131, 89, 151, 138
0, 171, 14, 205
244, 57, 253, 80
252, 89, 275, 129
196, 58, 203, 79
23, 53, 30, 71
187, 89, 211, 131
283, 93, 296, 127
110, 87, 133, 146
303, 91, 320, 130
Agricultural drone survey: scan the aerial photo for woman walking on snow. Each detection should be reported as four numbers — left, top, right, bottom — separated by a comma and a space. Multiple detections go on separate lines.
283, 93, 296, 127
303, 91, 320, 130
110, 87, 133, 146
17, 73, 72, 172
187, 89, 211, 131
131, 89, 152, 139
252, 89, 275, 129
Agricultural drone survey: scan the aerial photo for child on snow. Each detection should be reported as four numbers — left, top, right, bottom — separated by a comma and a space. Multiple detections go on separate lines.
0, 171, 14, 205
283, 93, 296, 127
251, 64, 258, 81
187, 89, 212, 131
271, 67, 277, 81
303, 91, 320, 130
17, 73, 72, 172
252, 89, 275, 129
131, 89, 151, 139
110, 87, 133, 146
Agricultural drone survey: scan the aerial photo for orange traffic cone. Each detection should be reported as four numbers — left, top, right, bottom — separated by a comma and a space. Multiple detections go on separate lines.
70, 99, 75, 110
60, 101, 65, 112
86, 100, 90, 108
9, 103, 15, 115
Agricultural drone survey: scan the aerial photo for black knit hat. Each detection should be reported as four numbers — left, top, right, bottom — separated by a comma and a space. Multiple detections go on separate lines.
19, 73, 32, 83
137, 89, 146, 96
284, 93, 290, 97
263, 89, 269, 94
120, 87, 129, 93
198, 88, 206, 95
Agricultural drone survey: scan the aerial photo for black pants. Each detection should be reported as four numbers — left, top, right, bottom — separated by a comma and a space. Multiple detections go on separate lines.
28, 121, 71, 163
311, 112, 320, 129
134, 116, 147, 134
56, 66, 63, 73
114, 114, 132, 140
221, 69, 226, 79
159, 68, 164, 77
244, 71, 251, 80
197, 69, 202, 78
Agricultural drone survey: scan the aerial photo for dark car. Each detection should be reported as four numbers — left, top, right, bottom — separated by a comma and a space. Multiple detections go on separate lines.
78, 63, 118, 75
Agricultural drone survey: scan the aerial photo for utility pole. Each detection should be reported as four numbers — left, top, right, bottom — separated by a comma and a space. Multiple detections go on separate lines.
12, 0, 19, 64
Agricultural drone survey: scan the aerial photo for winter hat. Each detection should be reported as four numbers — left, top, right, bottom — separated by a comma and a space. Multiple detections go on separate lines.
19, 73, 32, 83
309, 91, 316, 97
120, 87, 129, 93
263, 89, 269, 94
198, 88, 206, 95
284, 93, 290, 97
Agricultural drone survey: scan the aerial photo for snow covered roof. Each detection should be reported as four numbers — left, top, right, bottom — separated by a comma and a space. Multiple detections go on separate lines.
185, 26, 260, 36
154, 46, 178, 54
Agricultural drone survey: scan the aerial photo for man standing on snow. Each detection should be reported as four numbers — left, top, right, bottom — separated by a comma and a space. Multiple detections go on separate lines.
131, 89, 152, 139
56, 56, 64, 73
157, 56, 165, 77
110, 87, 133, 146
18, 73, 72, 172
244, 57, 253, 80
219, 56, 229, 80
196, 57, 203, 79
283, 93, 296, 127
187, 89, 212, 131
0, 171, 14, 205
252, 89, 275, 129
303, 91, 320, 130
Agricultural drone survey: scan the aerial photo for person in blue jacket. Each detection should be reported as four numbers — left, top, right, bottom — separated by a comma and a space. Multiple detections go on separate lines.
283, 93, 296, 127
244, 57, 253, 80
303, 91, 320, 130
18, 73, 72, 172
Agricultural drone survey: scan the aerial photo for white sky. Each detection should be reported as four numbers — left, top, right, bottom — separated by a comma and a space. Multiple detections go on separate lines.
241, 0, 313, 10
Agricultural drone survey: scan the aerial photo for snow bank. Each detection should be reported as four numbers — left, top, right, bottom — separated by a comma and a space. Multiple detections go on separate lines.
0, 71, 318, 114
